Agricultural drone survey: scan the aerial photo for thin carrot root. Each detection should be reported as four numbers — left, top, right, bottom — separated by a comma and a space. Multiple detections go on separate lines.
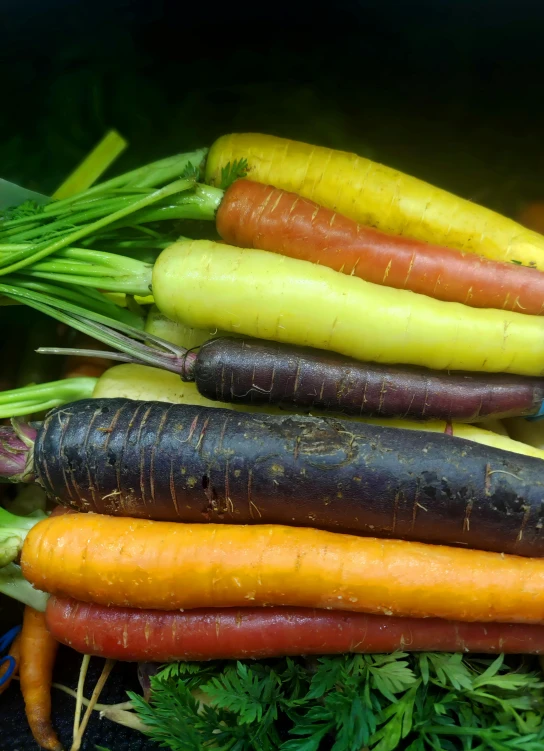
70, 659, 116, 751
72, 654, 90, 743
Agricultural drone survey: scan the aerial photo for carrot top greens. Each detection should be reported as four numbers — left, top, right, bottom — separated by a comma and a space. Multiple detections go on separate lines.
129, 652, 544, 751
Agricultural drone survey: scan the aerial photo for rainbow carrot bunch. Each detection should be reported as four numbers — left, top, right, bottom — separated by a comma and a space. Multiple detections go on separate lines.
4, 133, 544, 750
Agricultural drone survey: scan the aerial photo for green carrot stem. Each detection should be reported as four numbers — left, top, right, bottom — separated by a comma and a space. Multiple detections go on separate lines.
4, 277, 144, 329
15, 246, 153, 296
0, 178, 195, 275
0, 563, 49, 611
53, 130, 128, 200
2, 196, 140, 243
0, 377, 97, 417
40, 149, 207, 211
0, 279, 190, 374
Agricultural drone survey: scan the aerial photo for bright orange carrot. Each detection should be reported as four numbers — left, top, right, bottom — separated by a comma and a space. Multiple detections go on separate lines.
20, 513, 544, 624
0, 632, 20, 695
19, 606, 63, 751
217, 179, 544, 315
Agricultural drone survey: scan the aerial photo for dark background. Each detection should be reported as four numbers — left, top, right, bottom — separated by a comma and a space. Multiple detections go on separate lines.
1, 1, 544, 748
2, 0, 544, 217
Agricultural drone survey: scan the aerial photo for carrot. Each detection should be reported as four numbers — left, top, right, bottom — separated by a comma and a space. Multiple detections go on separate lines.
45, 596, 544, 660
145, 304, 230, 349
182, 337, 544, 422
92, 363, 544, 460
217, 178, 544, 315
358, 416, 544, 461
205, 133, 544, 269
10, 398, 544, 555
152, 239, 544, 376
0, 631, 21, 695
94, 358, 544, 429
20, 606, 63, 751
20, 512, 544, 623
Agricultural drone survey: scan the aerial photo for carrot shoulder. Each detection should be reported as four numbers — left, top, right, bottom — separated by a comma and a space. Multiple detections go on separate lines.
217, 179, 544, 315
20, 606, 63, 751
21, 514, 544, 624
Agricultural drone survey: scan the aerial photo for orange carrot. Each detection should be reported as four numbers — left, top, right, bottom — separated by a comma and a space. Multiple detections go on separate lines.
0, 632, 20, 695
20, 606, 63, 751
20, 513, 544, 624
217, 179, 544, 315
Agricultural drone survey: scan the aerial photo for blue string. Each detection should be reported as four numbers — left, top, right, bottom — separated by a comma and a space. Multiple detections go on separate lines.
0, 656, 16, 688
525, 401, 544, 422
0, 625, 21, 654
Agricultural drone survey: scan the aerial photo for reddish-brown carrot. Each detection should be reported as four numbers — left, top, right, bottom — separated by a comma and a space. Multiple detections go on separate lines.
46, 597, 544, 661
20, 606, 63, 751
217, 179, 544, 315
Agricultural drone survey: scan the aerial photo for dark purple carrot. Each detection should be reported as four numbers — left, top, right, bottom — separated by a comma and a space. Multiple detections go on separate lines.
185, 337, 544, 422
5, 398, 544, 556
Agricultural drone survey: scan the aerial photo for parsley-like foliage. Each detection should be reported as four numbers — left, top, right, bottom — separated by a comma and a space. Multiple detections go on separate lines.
219, 158, 249, 190
0, 199, 45, 221
179, 163, 201, 181
130, 651, 544, 751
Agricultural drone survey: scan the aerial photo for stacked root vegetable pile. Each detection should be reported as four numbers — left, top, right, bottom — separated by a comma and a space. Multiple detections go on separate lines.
3, 133, 544, 750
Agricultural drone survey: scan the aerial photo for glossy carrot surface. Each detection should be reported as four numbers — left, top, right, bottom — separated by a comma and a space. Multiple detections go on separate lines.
21, 514, 544, 624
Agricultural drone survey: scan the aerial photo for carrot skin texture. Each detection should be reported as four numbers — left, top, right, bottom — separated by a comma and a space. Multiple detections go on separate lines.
206, 133, 544, 269
21, 513, 544, 623
218, 179, 544, 315
192, 337, 544, 421
20, 607, 62, 751
33, 399, 544, 556
45, 597, 544, 661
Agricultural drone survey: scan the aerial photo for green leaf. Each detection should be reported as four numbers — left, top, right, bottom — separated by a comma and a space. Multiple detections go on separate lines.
219, 158, 249, 190
426, 653, 474, 691
369, 656, 417, 701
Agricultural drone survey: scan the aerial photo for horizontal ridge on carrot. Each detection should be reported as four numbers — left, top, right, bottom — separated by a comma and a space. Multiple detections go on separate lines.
205, 132, 544, 269
46, 597, 544, 660
20, 512, 544, 623
217, 178, 544, 315
6, 398, 544, 555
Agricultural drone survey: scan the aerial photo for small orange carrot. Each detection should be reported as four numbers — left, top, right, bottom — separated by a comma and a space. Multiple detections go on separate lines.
0, 632, 21, 695
20, 513, 544, 625
20, 606, 63, 751
217, 179, 544, 315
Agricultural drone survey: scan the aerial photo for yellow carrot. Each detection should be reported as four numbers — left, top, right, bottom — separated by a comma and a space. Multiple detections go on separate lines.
144, 305, 229, 350
358, 416, 544, 462
152, 239, 544, 376
205, 133, 544, 269
21, 513, 544, 624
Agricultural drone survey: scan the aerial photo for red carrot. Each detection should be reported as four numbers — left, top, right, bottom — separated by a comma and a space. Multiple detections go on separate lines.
217, 179, 544, 315
46, 597, 544, 661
